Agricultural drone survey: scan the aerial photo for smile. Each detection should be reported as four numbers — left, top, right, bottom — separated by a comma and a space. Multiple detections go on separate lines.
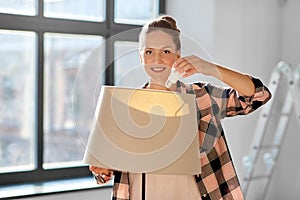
151, 67, 166, 72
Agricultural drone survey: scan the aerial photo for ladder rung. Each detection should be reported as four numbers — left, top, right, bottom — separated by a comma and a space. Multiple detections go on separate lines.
271, 113, 291, 117
244, 175, 271, 181
253, 145, 280, 150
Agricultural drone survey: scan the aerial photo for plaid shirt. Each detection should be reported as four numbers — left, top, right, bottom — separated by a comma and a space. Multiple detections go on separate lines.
111, 76, 271, 200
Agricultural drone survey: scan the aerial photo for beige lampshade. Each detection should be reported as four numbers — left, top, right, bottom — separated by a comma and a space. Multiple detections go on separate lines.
83, 86, 201, 175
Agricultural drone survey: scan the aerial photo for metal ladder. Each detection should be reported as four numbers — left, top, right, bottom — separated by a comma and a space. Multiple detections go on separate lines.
241, 61, 300, 200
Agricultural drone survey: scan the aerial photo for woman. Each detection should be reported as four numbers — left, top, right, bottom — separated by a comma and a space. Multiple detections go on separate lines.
89, 15, 271, 200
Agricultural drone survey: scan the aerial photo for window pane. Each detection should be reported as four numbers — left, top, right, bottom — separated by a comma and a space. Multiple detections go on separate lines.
44, 0, 105, 22
0, 0, 37, 16
44, 33, 103, 169
114, 41, 148, 88
114, 0, 159, 25
0, 30, 36, 173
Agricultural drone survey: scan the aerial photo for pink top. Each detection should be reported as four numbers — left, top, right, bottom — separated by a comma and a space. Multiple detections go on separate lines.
129, 173, 201, 200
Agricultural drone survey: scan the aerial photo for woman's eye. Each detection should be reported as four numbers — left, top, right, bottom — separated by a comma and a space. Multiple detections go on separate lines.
145, 50, 152, 55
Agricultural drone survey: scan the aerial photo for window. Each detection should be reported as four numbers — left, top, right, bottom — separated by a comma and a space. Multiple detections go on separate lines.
44, 0, 105, 22
114, 0, 159, 25
0, 30, 36, 173
0, 0, 37, 16
43, 33, 103, 169
0, 0, 165, 187
114, 41, 148, 88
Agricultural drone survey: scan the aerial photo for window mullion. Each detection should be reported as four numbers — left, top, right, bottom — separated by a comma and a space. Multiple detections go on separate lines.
106, 0, 114, 30
159, 0, 166, 14
105, 35, 115, 85
37, 0, 44, 19
36, 30, 44, 171
105, 0, 115, 85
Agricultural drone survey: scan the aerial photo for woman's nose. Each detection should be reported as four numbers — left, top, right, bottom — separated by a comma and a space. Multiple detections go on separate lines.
154, 53, 162, 64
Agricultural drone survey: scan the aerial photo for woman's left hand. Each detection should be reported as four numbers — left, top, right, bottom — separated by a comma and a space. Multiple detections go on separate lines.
172, 55, 255, 96
172, 55, 216, 77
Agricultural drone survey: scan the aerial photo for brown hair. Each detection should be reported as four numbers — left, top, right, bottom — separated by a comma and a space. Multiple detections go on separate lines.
139, 15, 181, 51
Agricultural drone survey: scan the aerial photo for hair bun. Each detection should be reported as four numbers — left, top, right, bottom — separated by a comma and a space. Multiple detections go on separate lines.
139, 14, 181, 51
159, 15, 180, 32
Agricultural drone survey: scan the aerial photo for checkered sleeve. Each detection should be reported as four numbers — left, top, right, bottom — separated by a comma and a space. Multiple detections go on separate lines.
192, 76, 271, 119
223, 76, 271, 118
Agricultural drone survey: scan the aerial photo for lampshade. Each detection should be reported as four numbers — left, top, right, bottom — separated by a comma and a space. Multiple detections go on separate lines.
83, 86, 201, 175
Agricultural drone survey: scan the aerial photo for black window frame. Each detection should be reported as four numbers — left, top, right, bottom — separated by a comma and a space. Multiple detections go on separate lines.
0, 0, 165, 186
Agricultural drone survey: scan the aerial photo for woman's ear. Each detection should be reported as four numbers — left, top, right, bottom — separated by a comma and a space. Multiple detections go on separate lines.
176, 50, 181, 59
139, 53, 143, 64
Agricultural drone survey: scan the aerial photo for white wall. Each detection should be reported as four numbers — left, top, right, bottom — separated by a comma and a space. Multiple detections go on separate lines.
166, 0, 215, 54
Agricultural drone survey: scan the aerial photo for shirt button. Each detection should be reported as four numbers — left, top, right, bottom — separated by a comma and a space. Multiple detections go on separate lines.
202, 194, 210, 200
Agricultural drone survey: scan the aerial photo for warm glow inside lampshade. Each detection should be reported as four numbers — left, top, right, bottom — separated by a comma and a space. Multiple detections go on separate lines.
111, 87, 191, 117
83, 86, 201, 175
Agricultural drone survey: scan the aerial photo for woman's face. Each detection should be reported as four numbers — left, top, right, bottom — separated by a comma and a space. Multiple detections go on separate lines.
139, 30, 180, 84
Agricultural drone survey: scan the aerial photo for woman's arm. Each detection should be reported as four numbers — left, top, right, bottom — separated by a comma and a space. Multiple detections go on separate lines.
173, 55, 255, 96
212, 65, 255, 96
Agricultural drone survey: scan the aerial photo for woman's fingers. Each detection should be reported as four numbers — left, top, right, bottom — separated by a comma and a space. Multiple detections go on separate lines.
89, 166, 110, 175
173, 55, 201, 76
94, 173, 112, 184
89, 166, 113, 184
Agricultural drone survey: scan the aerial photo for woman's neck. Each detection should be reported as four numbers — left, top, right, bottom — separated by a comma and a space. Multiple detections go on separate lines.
147, 82, 170, 91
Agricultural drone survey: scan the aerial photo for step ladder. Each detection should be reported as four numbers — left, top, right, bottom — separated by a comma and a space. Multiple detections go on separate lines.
241, 61, 300, 200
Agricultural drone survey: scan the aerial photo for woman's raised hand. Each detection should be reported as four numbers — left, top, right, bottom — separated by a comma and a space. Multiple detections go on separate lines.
172, 55, 217, 78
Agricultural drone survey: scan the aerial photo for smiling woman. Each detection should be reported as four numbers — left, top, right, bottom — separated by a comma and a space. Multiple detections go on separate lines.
138, 16, 181, 90
89, 15, 271, 200
140, 30, 180, 88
